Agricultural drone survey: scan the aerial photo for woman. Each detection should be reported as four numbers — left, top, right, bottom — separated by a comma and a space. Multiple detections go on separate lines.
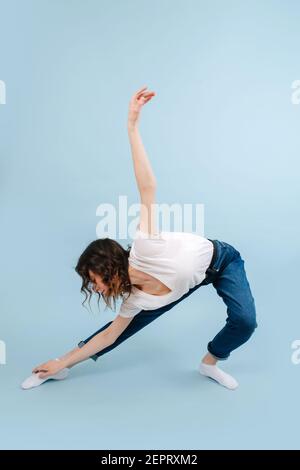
21, 86, 257, 391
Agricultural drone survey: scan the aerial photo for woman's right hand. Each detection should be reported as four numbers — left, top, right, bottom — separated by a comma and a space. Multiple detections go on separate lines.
32, 358, 66, 378
127, 86, 156, 129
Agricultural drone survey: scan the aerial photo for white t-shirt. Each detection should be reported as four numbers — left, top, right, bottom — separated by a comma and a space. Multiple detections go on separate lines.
119, 226, 214, 318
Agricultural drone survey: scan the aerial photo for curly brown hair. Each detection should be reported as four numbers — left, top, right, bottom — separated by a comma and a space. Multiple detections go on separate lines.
75, 238, 133, 312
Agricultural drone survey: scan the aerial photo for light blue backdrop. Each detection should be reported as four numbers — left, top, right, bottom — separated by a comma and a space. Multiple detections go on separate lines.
0, 0, 299, 450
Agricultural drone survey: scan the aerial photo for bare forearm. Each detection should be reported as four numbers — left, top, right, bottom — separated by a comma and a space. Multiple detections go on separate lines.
60, 332, 113, 368
127, 125, 157, 191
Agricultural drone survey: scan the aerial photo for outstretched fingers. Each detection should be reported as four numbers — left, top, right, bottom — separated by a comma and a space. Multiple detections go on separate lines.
137, 91, 156, 105
135, 85, 148, 97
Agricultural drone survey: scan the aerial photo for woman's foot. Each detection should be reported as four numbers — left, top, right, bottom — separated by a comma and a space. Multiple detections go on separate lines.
21, 359, 69, 390
199, 362, 239, 390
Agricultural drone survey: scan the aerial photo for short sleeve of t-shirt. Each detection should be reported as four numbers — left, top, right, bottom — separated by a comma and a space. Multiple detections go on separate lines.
119, 296, 141, 318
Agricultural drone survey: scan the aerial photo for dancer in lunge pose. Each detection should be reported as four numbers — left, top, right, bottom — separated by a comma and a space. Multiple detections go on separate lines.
22, 86, 257, 391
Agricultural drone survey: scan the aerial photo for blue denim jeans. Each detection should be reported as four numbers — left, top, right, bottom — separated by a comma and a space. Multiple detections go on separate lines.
78, 239, 257, 361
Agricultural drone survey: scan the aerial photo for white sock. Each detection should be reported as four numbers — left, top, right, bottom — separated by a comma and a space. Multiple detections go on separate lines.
21, 358, 69, 390
199, 362, 239, 390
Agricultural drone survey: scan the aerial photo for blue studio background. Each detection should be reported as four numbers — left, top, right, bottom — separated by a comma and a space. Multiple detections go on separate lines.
0, 0, 299, 450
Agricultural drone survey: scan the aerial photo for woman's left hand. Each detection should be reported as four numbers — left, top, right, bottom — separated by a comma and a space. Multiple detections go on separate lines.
32, 359, 66, 379
128, 86, 156, 128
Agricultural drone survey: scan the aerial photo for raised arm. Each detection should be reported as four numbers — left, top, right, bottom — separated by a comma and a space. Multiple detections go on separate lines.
127, 86, 157, 235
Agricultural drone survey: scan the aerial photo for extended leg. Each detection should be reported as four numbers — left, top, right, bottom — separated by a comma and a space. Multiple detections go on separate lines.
78, 277, 207, 361
78, 311, 163, 361
78, 291, 196, 361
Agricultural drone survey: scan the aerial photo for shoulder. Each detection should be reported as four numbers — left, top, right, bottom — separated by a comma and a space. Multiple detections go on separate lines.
131, 224, 167, 258
133, 223, 163, 240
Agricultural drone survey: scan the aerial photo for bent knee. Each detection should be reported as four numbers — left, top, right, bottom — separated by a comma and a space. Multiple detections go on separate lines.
238, 312, 257, 335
